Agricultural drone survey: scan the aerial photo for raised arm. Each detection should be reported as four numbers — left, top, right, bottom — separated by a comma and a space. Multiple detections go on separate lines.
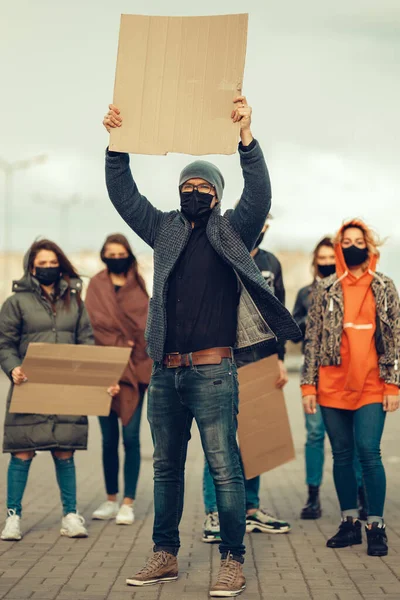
229, 97, 271, 250
104, 105, 165, 249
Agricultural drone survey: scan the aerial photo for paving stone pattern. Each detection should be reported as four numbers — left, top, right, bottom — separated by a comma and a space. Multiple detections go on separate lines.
1, 373, 400, 600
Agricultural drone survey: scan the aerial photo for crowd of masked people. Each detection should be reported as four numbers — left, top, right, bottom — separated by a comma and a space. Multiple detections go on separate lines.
0, 222, 397, 553
0, 96, 398, 598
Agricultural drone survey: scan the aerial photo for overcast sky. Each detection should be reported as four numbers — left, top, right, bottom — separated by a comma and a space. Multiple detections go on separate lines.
1, 0, 399, 279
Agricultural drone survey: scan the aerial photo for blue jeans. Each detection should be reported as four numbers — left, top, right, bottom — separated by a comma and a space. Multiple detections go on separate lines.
202, 347, 274, 515
98, 386, 145, 499
203, 459, 260, 513
320, 403, 386, 516
305, 405, 363, 488
7, 453, 77, 516
147, 358, 246, 559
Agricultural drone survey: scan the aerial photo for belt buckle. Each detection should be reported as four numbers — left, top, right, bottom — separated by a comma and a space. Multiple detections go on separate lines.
166, 352, 179, 368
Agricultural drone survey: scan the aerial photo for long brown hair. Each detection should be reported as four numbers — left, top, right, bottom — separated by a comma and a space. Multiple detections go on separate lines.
312, 236, 334, 279
100, 233, 148, 296
28, 239, 81, 308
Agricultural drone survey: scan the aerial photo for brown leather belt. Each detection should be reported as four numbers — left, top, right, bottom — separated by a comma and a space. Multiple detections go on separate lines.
163, 347, 232, 368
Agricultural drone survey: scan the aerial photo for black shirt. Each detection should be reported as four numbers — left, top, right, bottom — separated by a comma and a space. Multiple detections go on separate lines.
292, 283, 313, 352
253, 249, 285, 305
164, 220, 239, 354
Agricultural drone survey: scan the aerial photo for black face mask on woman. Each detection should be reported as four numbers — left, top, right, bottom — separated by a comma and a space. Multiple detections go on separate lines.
180, 190, 214, 221
318, 264, 336, 278
34, 267, 61, 286
103, 256, 134, 274
342, 245, 369, 267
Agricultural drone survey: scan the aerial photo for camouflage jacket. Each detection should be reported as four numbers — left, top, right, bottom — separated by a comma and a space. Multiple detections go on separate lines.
301, 271, 400, 388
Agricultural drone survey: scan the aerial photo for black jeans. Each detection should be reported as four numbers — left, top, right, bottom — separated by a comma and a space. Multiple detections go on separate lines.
98, 387, 145, 499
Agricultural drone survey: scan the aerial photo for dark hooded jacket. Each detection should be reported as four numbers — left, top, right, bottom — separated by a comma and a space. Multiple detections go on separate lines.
0, 253, 94, 453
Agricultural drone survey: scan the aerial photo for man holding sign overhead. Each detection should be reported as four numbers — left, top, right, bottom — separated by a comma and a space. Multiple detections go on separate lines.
104, 94, 300, 596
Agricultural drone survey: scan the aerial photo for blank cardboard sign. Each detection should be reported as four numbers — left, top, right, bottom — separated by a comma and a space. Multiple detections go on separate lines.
238, 355, 295, 480
109, 13, 248, 156
10, 343, 131, 417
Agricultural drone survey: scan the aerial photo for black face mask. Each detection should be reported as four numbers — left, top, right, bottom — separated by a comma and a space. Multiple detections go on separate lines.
318, 264, 336, 278
342, 245, 369, 267
34, 267, 61, 287
254, 231, 265, 249
103, 256, 134, 274
180, 190, 214, 221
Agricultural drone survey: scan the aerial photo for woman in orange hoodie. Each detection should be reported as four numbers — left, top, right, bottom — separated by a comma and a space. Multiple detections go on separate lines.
301, 220, 399, 557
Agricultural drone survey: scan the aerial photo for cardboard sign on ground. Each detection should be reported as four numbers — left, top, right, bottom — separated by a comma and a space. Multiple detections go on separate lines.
109, 13, 248, 156
9, 343, 131, 416
238, 355, 295, 480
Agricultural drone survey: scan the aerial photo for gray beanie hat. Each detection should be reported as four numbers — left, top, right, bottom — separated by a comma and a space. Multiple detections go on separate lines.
179, 160, 225, 201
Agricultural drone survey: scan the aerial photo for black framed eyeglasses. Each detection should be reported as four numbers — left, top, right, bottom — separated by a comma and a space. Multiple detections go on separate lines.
180, 183, 214, 195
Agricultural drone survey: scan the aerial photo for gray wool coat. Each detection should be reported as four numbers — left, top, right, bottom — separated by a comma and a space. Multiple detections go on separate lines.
0, 266, 94, 453
105, 140, 301, 361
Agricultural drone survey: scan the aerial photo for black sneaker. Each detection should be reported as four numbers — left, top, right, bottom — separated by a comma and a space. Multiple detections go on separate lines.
327, 517, 362, 548
300, 486, 322, 520
366, 522, 388, 557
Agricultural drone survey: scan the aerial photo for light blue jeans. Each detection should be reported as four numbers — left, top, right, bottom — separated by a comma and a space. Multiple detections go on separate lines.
305, 405, 363, 488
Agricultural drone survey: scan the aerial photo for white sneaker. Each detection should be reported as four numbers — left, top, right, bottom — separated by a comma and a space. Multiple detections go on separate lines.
92, 500, 119, 520
246, 508, 291, 534
202, 512, 221, 543
60, 513, 88, 538
1, 510, 22, 541
116, 504, 135, 525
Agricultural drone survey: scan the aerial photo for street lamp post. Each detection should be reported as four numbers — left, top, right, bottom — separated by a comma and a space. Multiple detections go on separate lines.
0, 155, 48, 298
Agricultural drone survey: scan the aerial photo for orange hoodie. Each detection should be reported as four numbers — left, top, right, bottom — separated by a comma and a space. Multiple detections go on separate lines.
302, 226, 398, 410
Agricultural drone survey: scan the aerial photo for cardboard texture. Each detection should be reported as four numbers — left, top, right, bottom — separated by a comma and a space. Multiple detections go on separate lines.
109, 13, 248, 156
10, 343, 131, 417
238, 355, 295, 480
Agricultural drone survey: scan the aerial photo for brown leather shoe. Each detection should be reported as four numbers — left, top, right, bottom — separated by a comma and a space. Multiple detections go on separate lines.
126, 551, 178, 586
209, 554, 246, 597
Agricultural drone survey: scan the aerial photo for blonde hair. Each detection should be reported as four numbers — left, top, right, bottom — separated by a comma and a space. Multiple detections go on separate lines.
334, 219, 384, 270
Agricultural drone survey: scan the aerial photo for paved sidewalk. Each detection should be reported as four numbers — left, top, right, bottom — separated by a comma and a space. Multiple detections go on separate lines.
0, 372, 400, 600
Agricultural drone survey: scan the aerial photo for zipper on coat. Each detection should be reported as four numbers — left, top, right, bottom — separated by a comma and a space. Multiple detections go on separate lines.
328, 294, 337, 359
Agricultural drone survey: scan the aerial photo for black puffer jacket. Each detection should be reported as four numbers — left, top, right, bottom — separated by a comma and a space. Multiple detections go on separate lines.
0, 260, 94, 453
